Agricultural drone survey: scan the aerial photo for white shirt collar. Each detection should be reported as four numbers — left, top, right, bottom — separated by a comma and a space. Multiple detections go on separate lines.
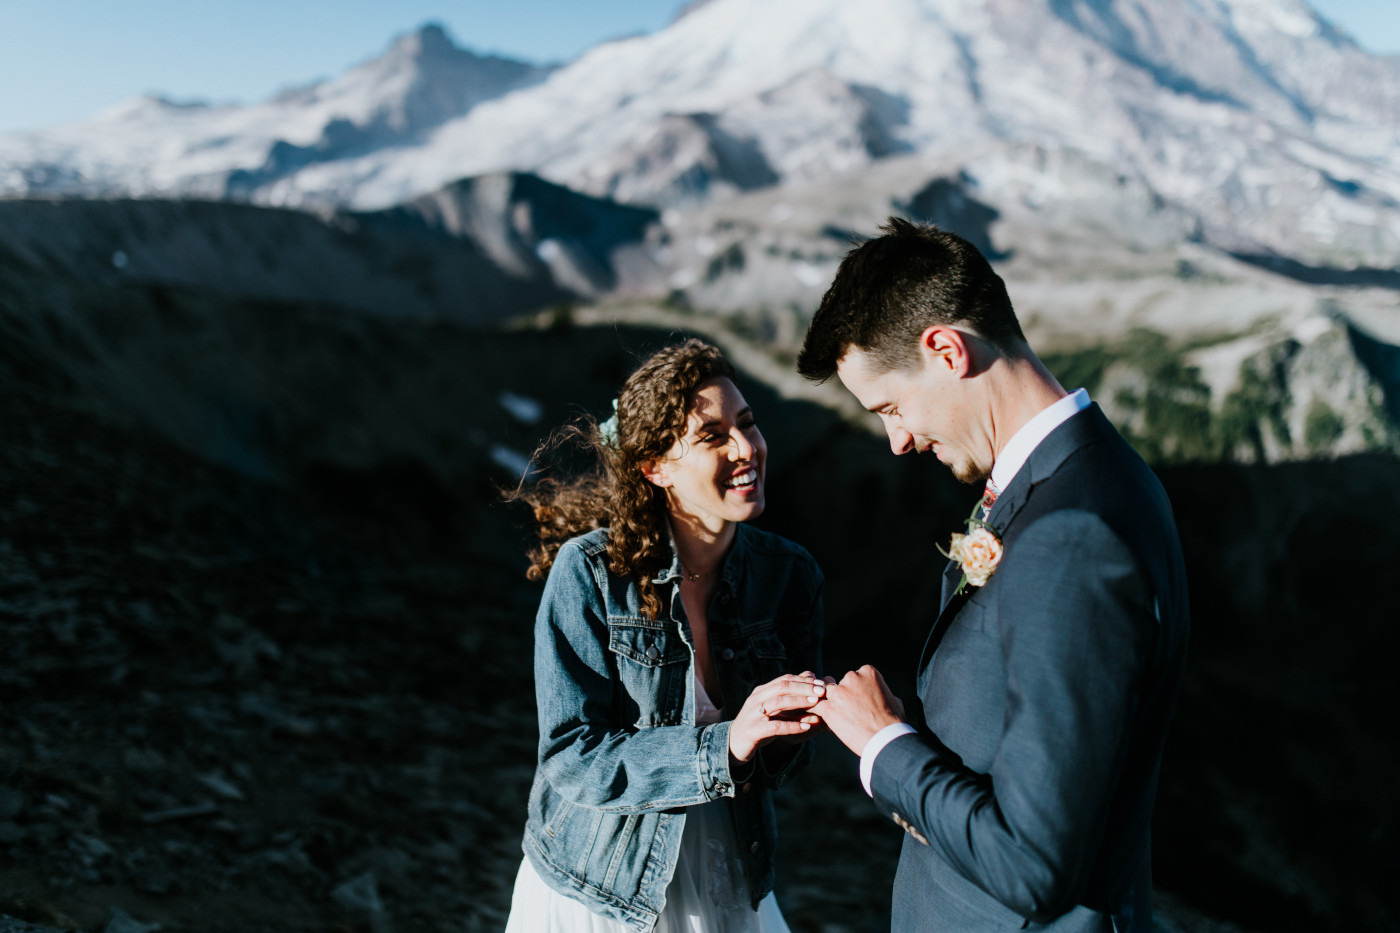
989, 388, 1090, 494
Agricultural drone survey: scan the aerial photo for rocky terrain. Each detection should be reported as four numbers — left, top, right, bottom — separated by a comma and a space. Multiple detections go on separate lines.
0, 259, 1396, 931
0, 179, 657, 330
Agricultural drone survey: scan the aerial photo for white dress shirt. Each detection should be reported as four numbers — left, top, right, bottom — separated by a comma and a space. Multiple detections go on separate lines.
858, 388, 1092, 796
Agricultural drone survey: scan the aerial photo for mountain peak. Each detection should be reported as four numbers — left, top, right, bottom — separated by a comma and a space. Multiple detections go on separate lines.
387, 22, 458, 60
281, 21, 551, 143
673, 0, 722, 22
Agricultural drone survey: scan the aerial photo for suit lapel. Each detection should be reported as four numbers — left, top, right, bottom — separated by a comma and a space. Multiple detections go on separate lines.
940, 557, 962, 605
917, 566, 972, 674
915, 404, 1115, 676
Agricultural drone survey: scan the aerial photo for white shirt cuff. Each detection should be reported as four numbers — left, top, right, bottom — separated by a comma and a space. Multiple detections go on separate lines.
859, 723, 916, 797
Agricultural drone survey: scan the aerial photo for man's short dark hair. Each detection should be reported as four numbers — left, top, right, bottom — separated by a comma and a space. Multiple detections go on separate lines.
797, 217, 1025, 382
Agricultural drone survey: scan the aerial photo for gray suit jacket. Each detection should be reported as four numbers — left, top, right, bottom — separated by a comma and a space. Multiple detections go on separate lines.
870, 405, 1189, 932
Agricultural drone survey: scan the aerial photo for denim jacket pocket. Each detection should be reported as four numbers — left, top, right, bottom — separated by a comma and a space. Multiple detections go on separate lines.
773, 611, 813, 654
542, 793, 595, 843
609, 619, 687, 727
728, 629, 788, 687
608, 619, 685, 666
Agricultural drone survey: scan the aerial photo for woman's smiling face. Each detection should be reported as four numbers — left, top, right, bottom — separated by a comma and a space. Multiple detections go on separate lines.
643, 377, 767, 532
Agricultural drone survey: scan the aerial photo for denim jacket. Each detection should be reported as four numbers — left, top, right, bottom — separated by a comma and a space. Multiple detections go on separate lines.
520, 523, 824, 932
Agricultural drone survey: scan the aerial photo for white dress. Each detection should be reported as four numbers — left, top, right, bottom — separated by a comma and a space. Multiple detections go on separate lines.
504, 677, 792, 933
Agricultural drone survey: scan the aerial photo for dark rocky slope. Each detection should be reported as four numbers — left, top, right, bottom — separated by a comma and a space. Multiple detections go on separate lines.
0, 181, 657, 334
0, 278, 1395, 932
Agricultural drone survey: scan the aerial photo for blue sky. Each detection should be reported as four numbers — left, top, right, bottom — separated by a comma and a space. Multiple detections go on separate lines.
0, 0, 1394, 134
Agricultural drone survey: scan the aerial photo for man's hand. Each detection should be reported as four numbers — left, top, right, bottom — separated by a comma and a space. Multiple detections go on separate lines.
812, 665, 905, 755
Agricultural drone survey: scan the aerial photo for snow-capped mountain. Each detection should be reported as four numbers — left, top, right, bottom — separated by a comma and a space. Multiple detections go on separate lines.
2, 0, 1399, 268
0, 23, 550, 202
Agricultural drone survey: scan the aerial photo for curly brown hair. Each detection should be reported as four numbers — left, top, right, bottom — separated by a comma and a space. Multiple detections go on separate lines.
511, 338, 737, 618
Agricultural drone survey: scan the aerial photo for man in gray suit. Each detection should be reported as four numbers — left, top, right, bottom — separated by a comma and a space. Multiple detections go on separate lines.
797, 218, 1188, 932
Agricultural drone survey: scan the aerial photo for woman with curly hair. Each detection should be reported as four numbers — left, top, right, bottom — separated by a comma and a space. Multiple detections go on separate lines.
503, 338, 825, 933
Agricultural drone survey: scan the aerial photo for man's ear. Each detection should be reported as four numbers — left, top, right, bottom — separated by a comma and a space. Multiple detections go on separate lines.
639, 459, 671, 488
919, 326, 973, 378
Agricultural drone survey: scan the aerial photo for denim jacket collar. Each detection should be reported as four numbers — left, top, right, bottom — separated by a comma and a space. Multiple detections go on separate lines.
651, 521, 745, 601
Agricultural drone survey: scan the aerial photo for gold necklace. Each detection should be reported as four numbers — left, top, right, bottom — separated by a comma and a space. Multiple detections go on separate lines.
681, 562, 713, 582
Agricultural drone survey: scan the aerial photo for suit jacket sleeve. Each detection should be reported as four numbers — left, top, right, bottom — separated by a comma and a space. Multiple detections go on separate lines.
869, 509, 1158, 921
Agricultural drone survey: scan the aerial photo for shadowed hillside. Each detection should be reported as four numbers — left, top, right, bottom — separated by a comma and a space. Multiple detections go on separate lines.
1, 270, 1396, 931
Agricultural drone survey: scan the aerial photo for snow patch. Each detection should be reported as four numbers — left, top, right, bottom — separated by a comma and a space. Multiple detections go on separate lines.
499, 391, 543, 425
490, 444, 533, 480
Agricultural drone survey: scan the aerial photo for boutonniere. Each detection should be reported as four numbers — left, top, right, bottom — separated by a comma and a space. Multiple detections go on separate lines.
938, 493, 1003, 595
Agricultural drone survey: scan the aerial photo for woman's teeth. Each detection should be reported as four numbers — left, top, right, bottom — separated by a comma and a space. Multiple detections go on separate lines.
724, 469, 757, 489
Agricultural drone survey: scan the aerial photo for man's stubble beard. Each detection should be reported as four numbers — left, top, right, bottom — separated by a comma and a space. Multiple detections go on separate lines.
949, 458, 991, 486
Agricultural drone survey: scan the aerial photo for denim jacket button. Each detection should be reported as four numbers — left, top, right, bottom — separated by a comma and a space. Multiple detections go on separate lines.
720, 648, 735, 661
646, 645, 660, 660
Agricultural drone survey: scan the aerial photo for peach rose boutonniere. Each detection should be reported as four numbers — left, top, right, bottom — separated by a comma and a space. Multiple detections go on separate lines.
939, 495, 1003, 595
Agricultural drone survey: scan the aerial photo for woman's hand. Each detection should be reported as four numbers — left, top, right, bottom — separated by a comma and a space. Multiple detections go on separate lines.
728, 671, 825, 764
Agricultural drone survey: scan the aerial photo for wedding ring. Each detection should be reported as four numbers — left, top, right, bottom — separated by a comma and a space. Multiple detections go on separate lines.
760, 703, 768, 717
